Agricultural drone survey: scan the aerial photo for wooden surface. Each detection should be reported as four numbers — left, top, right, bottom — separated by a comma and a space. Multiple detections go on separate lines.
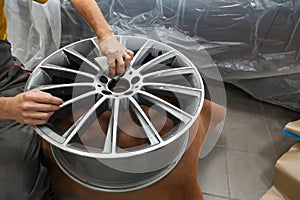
40, 99, 226, 200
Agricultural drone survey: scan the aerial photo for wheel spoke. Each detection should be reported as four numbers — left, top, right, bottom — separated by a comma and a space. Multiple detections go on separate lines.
131, 40, 154, 69
102, 112, 113, 153
143, 66, 195, 79
138, 91, 192, 124
142, 83, 202, 97
63, 48, 100, 73
40, 65, 95, 80
129, 97, 162, 145
37, 82, 94, 91
63, 96, 108, 145
119, 36, 128, 47
138, 51, 177, 73
91, 38, 99, 51
59, 90, 100, 109
110, 98, 120, 154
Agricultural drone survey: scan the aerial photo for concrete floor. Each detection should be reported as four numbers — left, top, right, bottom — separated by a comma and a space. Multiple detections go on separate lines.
198, 83, 299, 200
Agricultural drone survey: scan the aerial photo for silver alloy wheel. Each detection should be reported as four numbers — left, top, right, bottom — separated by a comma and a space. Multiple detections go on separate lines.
25, 36, 204, 192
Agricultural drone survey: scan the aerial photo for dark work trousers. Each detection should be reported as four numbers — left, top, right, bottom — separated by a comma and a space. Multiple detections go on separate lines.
0, 40, 53, 200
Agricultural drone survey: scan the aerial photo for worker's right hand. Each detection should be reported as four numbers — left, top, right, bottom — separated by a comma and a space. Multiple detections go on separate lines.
99, 36, 134, 77
10, 89, 63, 125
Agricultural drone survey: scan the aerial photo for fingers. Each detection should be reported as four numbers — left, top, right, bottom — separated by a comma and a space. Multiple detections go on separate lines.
24, 90, 63, 106
116, 57, 125, 75
109, 59, 117, 78
17, 108, 57, 125
14, 90, 64, 125
22, 112, 55, 125
108, 50, 135, 77
99, 36, 134, 77
126, 49, 134, 59
21, 102, 61, 113
30, 111, 55, 120
124, 51, 133, 70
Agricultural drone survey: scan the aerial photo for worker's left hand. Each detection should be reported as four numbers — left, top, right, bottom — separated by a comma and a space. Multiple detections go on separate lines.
99, 36, 134, 77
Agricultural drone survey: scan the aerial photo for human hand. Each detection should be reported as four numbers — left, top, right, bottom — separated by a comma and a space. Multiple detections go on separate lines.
99, 36, 134, 77
10, 89, 63, 125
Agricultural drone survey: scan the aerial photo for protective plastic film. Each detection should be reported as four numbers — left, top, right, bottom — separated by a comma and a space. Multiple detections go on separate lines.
5, 0, 61, 70
59, 0, 300, 111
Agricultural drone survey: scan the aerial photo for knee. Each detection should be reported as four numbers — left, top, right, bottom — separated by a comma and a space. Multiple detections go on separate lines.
0, 122, 39, 164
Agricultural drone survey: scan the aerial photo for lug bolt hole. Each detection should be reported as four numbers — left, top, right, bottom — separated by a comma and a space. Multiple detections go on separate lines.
131, 76, 140, 84
99, 75, 108, 83
124, 91, 133, 95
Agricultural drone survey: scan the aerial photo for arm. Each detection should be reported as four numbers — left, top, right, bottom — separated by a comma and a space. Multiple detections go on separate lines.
0, 89, 63, 125
68, 0, 113, 42
69, 0, 134, 77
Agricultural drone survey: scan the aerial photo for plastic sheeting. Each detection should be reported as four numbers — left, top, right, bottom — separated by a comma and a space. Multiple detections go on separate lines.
4, 0, 300, 110
59, 0, 300, 111
5, 0, 61, 70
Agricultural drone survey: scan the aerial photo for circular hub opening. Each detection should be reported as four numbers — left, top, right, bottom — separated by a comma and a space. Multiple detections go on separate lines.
108, 78, 130, 93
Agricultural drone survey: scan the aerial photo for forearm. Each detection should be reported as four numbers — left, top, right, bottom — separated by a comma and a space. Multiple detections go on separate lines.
0, 97, 14, 121
69, 0, 114, 42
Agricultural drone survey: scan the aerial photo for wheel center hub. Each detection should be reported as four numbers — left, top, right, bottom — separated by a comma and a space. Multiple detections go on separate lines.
108, 78, 131, 93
